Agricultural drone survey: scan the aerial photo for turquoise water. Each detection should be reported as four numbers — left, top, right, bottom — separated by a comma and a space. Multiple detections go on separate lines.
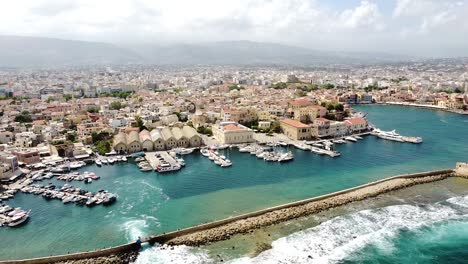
1, 105, 467, 260
136, 191, 468, 264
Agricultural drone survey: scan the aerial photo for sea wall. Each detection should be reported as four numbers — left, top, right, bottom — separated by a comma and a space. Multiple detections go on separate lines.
0, 243, 140, 264
147, 169, 454, 245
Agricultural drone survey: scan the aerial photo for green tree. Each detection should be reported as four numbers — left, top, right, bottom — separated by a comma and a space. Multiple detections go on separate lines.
63, 94, 73, 102
197, 126, 213, 136
334, 103, 344, 112
110, 101, 123, 110
91, 131, 110, 143
270, 82, 288, 89
96, 140, 111, 155
14, 111, 32, 123
229, 85, 245, 91
66, 133, 76, 142
269, 121, 281, 133
321, 83, 335, 89
134, 115, 147, 131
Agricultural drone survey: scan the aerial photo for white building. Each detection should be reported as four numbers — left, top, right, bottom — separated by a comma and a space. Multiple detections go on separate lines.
212, 122, 254, 144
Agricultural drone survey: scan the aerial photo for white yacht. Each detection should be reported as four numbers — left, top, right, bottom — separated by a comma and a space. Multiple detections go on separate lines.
174, 148, 194, 155
200, 149, 211, 157
7, 210, 30, 227
293, 142, 309, 150
373, 129, 405, 142
220, 160, 232, 167
345, 136, 358, 142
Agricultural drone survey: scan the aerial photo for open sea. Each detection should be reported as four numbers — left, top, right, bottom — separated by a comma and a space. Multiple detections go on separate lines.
1, 105, 467, 263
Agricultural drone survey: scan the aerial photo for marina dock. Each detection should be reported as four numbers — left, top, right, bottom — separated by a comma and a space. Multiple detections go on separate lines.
145, 151, 183, 171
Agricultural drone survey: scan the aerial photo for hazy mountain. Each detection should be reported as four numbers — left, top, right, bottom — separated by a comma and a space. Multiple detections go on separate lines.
0, 36, 413, 67
131, 40, 413, 65
0, 35, 142, 67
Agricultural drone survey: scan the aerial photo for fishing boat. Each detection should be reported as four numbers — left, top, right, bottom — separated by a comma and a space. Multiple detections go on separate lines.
174, 148, 194, 155
140, 166, 153, 172
135, 157, 145, 162
278, 152, 294, 162
156, 164, 181, 173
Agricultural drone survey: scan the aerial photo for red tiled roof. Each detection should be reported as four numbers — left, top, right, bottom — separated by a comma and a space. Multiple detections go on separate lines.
223, 124, 243, 131
345, 118, 367, 125
280, 119, 311, 128
288, 99, 311, 106
307, 105, 326, 110
316, 117, 330, 122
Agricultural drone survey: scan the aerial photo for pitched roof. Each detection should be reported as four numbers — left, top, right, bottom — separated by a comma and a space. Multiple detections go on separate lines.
126, 131, 140, 144
280, 119, 311, 128
288, 98, 311, 106
223, 124, 243, 131
345, 118, 367, 125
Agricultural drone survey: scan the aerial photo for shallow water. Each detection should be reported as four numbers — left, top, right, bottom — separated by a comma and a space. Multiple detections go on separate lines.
1, 105, 467, 260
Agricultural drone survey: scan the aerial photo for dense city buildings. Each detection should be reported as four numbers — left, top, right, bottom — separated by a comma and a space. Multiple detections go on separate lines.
0, 62, 467, 177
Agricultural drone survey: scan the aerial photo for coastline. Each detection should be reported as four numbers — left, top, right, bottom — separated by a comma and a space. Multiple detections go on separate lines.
374, 102, 468, 115
0, 168, 464, 264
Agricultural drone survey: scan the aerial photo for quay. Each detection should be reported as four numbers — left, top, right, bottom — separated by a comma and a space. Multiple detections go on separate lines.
377, 102, 468, 115
144, 151, 181, 170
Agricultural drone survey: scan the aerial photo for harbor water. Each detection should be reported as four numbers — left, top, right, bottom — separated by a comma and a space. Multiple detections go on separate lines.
0, 105, 467, 261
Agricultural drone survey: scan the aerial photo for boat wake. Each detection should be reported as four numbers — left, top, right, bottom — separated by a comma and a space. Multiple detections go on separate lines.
133, 194, 468, 264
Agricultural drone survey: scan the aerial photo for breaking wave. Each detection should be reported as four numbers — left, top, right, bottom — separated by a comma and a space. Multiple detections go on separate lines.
133, 194, 468, 264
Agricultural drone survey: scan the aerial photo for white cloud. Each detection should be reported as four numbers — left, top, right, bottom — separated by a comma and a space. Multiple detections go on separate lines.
393, 0, 463, 32
0, 0, 467, 56
340, 1, 384, 30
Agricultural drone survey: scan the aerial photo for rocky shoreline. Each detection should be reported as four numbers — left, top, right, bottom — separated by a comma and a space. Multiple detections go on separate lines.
55, 250, 139, 264
166, 173, 453, 246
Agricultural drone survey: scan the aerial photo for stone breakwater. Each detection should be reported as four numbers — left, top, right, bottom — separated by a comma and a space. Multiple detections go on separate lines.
165, 173, 453, 246
55, 251, 138, 264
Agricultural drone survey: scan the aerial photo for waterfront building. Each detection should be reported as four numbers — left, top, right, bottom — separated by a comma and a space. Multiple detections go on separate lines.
172, 127, 189, 148
161, 127, 178, 149
11, 149, 41, 164
139, 130, 154, 152
344, 118, 368, 133
182, 126, 203, 147
311, 118, 348, 138
280, 119, 312, 140
150, 129, 165, 150
126, 131, 142, 153
0, 152, 19, 180
212, 121, 254, 144
113, 132, 128, 153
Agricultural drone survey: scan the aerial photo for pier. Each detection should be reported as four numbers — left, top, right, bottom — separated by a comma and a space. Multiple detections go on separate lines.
145, 151, 182, 170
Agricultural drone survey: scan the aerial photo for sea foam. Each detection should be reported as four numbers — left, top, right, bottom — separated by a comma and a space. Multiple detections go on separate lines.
133, 194, 468, 264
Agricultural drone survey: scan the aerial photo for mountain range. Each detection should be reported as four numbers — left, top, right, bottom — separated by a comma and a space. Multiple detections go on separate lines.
0, 35, 413, 67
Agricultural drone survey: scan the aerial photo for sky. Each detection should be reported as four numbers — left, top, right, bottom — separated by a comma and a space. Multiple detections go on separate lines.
1, 0, 467, 57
